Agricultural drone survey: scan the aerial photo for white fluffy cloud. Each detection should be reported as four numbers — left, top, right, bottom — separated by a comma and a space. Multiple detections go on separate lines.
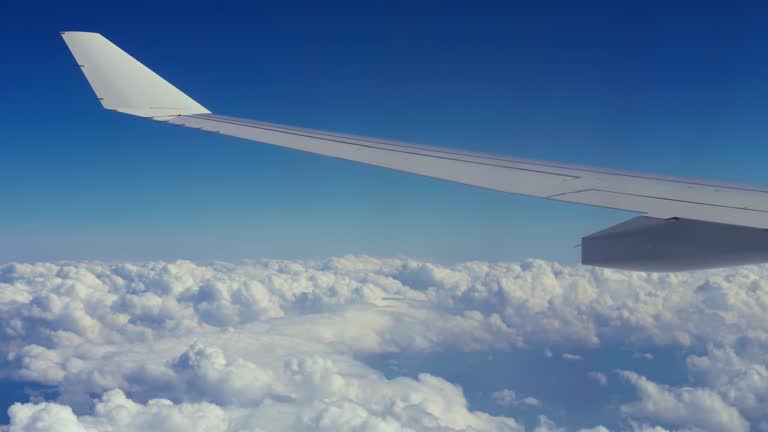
0, 257, 768, 430
492, 389, 541, 408
687, 345, 768, 421
587, 371, 608, 387
533, 415, 565, 432
619, 370, 749, 432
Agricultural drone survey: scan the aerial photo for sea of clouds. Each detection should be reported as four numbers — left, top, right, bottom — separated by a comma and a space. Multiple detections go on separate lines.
0, 256, 766, 431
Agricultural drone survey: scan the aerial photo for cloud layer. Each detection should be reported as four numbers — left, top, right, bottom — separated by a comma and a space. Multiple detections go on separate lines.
1, 257, 768, 431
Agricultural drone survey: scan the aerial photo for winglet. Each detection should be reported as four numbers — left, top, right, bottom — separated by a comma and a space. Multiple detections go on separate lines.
61, 31, 210, 119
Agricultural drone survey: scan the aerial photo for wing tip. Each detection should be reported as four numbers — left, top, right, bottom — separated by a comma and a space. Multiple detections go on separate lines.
61, 31, 210, 118
60, 31, 101, 37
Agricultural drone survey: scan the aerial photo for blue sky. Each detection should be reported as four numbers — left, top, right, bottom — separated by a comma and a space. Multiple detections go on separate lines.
4, 0, 768, 263
4, 6, 768, 430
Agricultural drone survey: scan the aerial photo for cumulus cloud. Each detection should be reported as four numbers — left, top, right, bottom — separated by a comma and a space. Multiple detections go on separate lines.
491, 389, 541, 408
9, 390, 248, 432
619, 370, 749, 432
8, 402, 86, 432
686, 345, 768, 420
561, 353, 582, 361
633, 353, 654, 360
532, 416, 564, 432
588, 371, 608, 386
0, 257, 767, 430
9, 348, 525, 432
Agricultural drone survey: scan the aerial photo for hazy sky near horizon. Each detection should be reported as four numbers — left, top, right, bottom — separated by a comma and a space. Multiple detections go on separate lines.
4, 0, 768, 263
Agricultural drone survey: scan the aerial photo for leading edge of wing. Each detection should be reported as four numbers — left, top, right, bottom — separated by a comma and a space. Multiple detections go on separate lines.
166, 114, 768, 229
194, 114, 768, 194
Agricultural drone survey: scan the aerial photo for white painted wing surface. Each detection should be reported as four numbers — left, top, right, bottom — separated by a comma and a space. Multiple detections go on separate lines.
60, 32, 209, 118
61, 31, 768, 270
166, 113, 768, 229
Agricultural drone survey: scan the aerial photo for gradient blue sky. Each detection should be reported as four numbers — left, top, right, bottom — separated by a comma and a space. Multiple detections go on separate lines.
3, 0, 768, 263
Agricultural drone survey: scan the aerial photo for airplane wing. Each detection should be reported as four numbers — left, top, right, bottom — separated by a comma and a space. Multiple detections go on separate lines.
60, 31, 768, 271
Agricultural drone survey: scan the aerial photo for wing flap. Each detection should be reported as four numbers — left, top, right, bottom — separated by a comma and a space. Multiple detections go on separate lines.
555, 189, 768, 228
